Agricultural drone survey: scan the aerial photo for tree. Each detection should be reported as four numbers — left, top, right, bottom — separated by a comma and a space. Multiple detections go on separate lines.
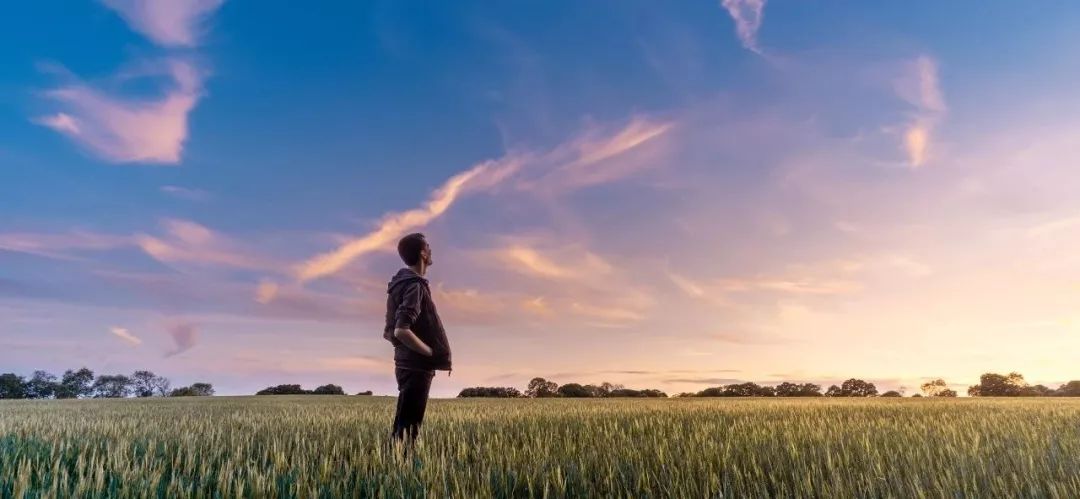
356, 390, 373, 396
458, 387, 523, 398
721, 382, 774, 397
171, 383, 214, 397
557, 383, 591, 397
921, 379, 951, 397
1023, 384, 1055, 397
600, 382, 623, 395
312, 384, 345, 395
56, 368, 95, 399
937, 389, 958, 397
525, 377, 559, 398
826, 379, 878, 397
92, 374, 133, 398
256, 384, 308, 395
152, 376, 172, 397
842, 379, 878, 397
131, 371, 159, 398
880, 390, 903, 397
609, 388, 667, 397
0, 373, 28, 399
968, 372, 1027, 397
775, 382, 822, 397
1057, 381, 1080, 397
25, 371, 58, 399
583, 384, 607, 397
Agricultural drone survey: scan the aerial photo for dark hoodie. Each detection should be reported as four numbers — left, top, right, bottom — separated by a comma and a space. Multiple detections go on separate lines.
383, 268, 452, 372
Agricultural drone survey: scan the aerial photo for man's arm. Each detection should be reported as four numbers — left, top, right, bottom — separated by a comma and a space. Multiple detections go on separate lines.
393, 282, 433, 357
393, 328, 433, 357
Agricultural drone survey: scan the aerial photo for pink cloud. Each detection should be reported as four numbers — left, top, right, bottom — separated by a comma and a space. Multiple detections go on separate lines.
721, 0, 766, 54
165, 320, 198, 356
36, 59, 203, 165
100, 0, 224, 47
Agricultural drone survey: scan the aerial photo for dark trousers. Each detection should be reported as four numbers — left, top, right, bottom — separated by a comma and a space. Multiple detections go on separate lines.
392, 367, 435, 443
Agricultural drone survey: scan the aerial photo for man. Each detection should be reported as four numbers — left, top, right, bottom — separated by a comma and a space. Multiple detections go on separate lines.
384, 233, 452, 445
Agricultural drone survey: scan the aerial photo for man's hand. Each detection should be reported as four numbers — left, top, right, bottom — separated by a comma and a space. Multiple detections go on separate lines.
394, 328, 433, 357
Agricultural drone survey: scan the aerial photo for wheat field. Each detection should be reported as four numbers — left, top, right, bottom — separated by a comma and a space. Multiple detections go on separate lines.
1, 396, 1078, 497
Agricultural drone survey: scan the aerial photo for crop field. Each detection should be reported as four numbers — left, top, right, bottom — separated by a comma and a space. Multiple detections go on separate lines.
1, 396, 1078, 498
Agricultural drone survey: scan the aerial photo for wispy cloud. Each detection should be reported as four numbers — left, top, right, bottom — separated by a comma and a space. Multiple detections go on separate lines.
109, 326, 143, 346
894, 56, 946, 167
161, 185, 210, 201
295, 117, 670, 282
136, 219, 274, 270
294, 159, 519, 282
100, 0, 225, 47
720, 0, 766, 54
520, 117, 673, 194
254, 280, 279, 304
0, 231, 130, 259
36, 59, 204, 164
570, 302, 646, 325
0, 219, 272, 271
165, 320, 198, 356
493, 244, 613, 280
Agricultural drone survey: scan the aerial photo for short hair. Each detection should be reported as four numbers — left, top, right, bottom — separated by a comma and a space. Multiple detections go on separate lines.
397, 233, 427, 266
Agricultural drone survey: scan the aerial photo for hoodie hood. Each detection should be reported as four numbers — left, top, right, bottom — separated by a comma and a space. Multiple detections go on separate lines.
388, 268, 427, 293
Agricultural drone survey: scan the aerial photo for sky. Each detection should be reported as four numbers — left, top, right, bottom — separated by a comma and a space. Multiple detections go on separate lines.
4, 1, 1080, 397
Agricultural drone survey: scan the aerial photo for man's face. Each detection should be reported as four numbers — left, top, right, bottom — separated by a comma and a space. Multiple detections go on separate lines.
422, 242, 433, 266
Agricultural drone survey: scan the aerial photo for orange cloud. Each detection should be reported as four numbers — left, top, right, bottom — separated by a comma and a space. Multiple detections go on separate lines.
294, 160, 517, 282
109, 326, 142, 346
294, 117, 669, 282
895, 56, 946, 167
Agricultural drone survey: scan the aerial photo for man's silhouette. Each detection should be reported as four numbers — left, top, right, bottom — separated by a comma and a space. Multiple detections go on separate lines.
384, 233, 452, 445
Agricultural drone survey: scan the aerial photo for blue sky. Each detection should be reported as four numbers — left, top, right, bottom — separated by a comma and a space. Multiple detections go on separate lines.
4, 1, 1080, 396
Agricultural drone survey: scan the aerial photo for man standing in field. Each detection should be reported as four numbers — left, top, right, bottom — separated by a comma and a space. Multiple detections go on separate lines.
384, 233, 452, 446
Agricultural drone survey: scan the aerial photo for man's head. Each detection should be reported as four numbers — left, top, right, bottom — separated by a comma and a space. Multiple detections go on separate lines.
397, 233, 432, 268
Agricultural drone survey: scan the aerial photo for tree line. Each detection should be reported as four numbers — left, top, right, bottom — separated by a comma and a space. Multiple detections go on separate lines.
458, 373, 1080, 398
459, 378, 669, 398
255, 384, 372, 396
0, 368, 214, 399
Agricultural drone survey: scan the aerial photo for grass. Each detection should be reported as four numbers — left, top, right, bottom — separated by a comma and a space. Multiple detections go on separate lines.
1, 396, 1078, 497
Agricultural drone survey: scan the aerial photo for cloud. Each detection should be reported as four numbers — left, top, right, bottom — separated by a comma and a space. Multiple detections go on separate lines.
135, 219, 273, 270
294, 160, 518, 282
570, 302, 646, 324
720, 0, 766, 54
662, 377, 746, 385
254, 280, 279, 304
493, 244, 613, 281
109, 326, 142, 346
0, 231, 130, 259
894, 56, 946, 167
165, 321, 198, 356
0, 219, 271, 271
528, 118, 674, 192
161, 185, 210, 201
100, 0, 224, 47
294, 117, 669, 282
36, 59, 204, 164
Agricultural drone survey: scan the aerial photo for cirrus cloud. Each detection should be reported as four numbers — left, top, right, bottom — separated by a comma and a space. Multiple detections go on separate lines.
100, 0, 225, 48
35, 59, 204, 165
